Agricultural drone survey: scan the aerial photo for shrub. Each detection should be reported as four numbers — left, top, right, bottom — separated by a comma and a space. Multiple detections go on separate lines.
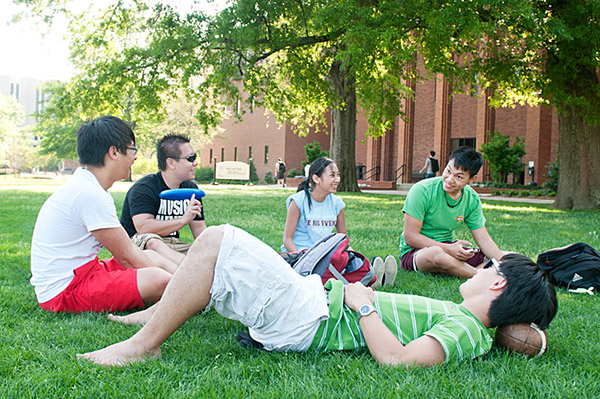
518, 190, 531, 197
263, 170, 275, 184
532, 190, 543, 197
302, 140, 329, 168
492, 190, 503, 196
249, 159, 259, 183
479, 131, 526, 184
507, 190, 519, 197
195, 166, 214, 183
287, 168, 297, 177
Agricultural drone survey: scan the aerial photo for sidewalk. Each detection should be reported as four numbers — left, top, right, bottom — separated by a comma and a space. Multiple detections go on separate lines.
361, 187, 555, 205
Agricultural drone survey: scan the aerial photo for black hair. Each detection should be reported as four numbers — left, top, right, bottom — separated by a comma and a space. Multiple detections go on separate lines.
77, 115, 135, 167
448, 146, 483, 178
297, 157, 335, 209
488, 253, 557, 330
156, 134, 191, 171
430, 150, 436, 157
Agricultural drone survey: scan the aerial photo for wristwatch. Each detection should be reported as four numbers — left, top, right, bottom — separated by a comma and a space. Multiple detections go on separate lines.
357, 304, 377, 320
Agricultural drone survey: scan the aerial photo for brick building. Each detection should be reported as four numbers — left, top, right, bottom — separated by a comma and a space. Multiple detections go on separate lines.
199, 74, 558, 185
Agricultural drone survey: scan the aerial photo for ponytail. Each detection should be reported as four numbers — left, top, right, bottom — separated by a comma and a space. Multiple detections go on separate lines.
297, 179, 312, 209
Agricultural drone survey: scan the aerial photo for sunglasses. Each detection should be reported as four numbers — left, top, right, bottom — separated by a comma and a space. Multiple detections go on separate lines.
171, 153, 197, 163
483, 257, 505, 278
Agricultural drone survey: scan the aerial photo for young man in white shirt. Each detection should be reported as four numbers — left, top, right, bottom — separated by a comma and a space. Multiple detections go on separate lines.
30, 116, 176, 313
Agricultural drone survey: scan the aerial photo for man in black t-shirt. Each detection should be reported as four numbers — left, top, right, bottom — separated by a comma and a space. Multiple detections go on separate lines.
121, 134, 206, 264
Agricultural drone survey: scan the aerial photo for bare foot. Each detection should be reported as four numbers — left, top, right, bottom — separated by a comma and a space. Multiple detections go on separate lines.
77, 338, 161, 367
108, 305, 157, 325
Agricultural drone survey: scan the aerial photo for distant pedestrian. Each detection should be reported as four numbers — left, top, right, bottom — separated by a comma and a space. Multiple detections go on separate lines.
275, 158, 287, 188
419, 150, 439, 179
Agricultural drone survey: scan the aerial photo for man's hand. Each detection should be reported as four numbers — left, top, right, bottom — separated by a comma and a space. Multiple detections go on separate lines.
181, 194, 203, 225
343, 282, 375, 312
443, 240, 475, 261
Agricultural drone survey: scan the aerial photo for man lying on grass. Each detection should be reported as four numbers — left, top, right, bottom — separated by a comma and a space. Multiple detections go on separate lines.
79, 224, 557, 367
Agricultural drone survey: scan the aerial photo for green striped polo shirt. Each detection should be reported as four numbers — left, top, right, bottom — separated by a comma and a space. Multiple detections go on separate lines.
309, 280, 493, 363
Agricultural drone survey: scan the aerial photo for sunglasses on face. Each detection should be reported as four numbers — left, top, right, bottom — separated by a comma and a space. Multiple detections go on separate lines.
483, 257, 505, 278
171, 153, 197, 163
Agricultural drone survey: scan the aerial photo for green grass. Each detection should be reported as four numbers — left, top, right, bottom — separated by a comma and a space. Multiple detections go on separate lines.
1, 181, 599, 397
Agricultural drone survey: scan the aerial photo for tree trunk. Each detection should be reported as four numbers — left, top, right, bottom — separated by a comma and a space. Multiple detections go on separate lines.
329, 60, 360, 192
555, 107, 600, 209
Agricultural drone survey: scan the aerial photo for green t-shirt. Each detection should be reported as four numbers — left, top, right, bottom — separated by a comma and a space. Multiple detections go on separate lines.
309, 280, 493, 363
400, 177, 485, 257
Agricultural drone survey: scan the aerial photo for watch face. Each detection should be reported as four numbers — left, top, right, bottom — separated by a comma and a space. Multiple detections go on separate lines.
359, 305, 372, 315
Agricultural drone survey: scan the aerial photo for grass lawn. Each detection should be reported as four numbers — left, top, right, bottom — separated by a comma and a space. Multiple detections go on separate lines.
1, 178, 599, 398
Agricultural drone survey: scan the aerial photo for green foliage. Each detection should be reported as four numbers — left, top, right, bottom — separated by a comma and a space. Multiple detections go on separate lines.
263, 170, 275, 184
286, 168, 297, 178
532, 190, 544, 197
518, 190, 531, 197
303, 140, 329, 167
195, 166, 214, 183
480, 131, 526, 184
20, 0, 600, 204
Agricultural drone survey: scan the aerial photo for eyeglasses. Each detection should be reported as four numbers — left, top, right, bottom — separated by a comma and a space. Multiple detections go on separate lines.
171, 153, 197, 163
126, 146, 138, 155
483, 257, 505, 278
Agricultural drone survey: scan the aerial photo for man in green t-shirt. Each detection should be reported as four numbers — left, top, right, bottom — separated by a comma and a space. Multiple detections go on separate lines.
400, 146, 507, 278
79, 224, 556, 368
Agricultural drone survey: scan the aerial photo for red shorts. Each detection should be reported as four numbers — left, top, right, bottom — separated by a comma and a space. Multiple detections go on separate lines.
400, 242, 486, 272
39, 257, 144, 313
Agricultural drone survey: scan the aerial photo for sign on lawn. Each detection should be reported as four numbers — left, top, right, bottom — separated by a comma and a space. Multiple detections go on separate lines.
215, 161, 250, 181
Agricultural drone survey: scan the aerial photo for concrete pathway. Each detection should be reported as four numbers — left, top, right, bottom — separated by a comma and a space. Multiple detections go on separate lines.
361, 187, 555, 205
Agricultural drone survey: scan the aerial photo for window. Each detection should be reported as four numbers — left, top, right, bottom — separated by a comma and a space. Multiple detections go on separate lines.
10, 83, 20, 100
451, 138, 476, 153
264, 145, 269, 165
209, 149, 213, 163
236, 99, 241, 115
248, 146, 253, 161
234, 147, 238, 161
221, 148, 225, 162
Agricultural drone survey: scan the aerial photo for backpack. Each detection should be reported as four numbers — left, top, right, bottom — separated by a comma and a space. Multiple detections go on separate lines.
278, 162, 286, 173
536, 242, 600, 290
430, 157, 439, 173
281, 233, 375, 286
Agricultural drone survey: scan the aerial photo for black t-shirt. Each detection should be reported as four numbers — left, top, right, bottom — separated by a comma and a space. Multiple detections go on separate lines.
120, 172, 205, 238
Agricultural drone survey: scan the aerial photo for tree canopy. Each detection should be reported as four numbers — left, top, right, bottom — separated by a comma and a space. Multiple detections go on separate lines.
18, 0, 600, 206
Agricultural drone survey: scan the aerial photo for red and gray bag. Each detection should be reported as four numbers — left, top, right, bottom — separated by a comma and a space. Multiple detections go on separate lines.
281, 233, 375, 286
